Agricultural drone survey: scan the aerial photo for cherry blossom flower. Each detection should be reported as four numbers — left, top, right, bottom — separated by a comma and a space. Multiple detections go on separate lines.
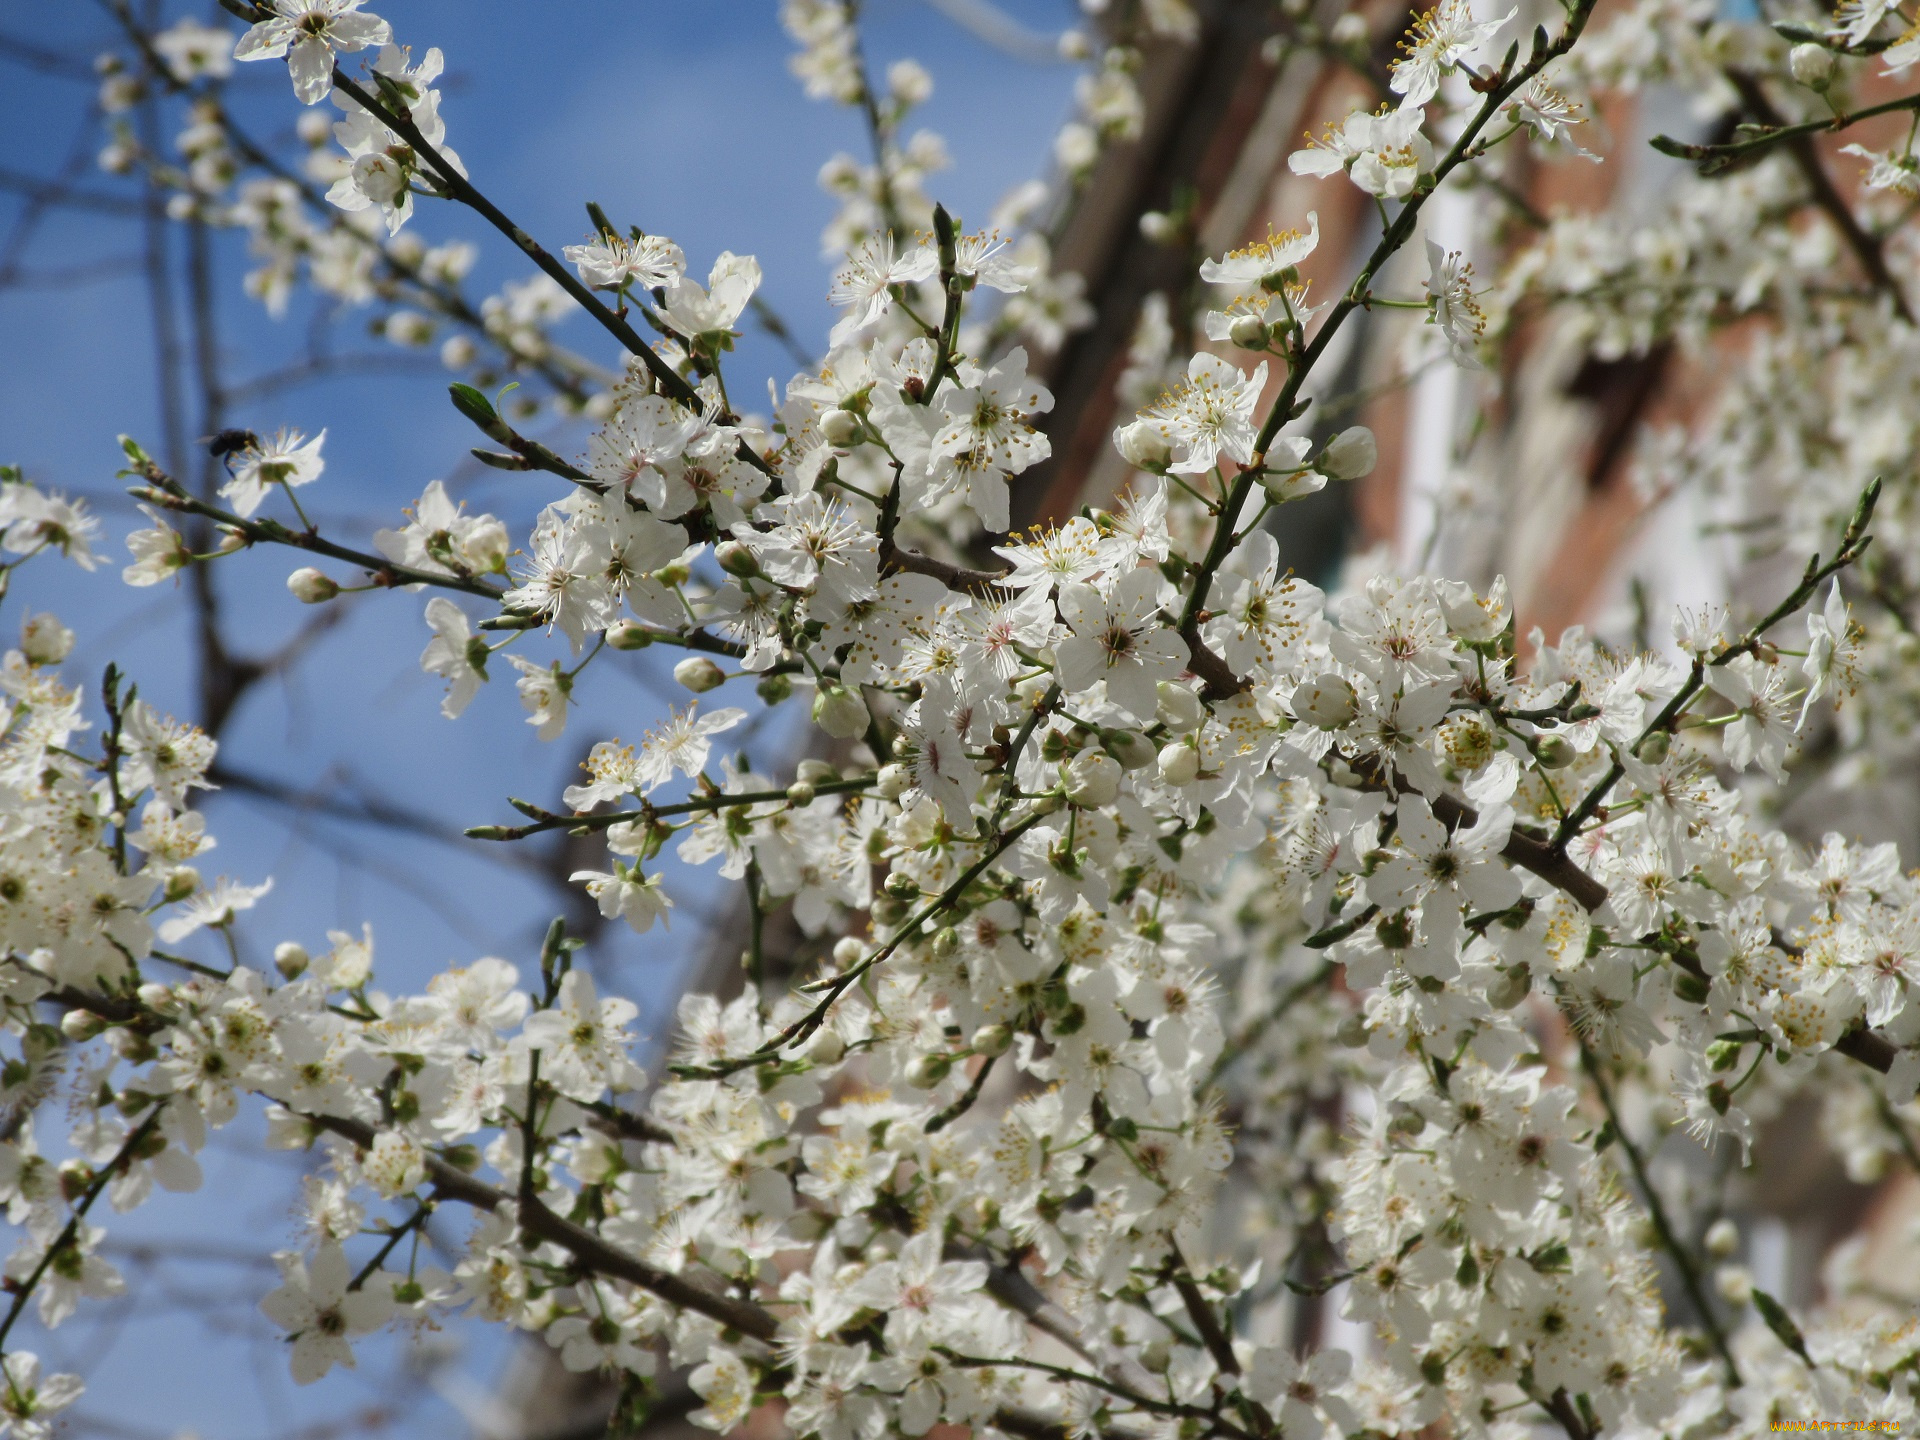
258, 1242, 394, 1383
233, 0, 392, 105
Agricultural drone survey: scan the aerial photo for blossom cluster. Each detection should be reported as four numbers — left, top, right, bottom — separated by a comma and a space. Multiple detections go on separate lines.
12, 0, 1920, 1439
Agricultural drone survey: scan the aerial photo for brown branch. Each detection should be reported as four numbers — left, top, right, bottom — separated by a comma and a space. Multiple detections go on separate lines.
1727, 73, 1915, 325
878, 537, 1011, 592
304, 1112, 782, 1342
1172, 1267, 1240, 1375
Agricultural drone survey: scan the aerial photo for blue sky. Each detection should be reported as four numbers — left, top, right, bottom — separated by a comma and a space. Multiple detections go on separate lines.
0, 3, 1077, 1435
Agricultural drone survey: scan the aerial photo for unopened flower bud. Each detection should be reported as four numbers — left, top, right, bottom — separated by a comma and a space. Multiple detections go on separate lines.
1705, 1217, 1741, 1259
1155, 680, 1206, 731
19, 613, 72, 666
1113, 419, 1173, 471
60, 1009, 107, 1042
714, 540, 761, 577
786, 780, 816, 807
884, 871, 920, 900
1534, 734, 1576, 769
930, 927, 959, 958
1228, 314, 1270, 351
273, 941, 310, 981
674, 656, 727, 693
807, 1029, 846, 1064
819, 408, 863, 447
905, 1052, 953, 1088
606, 620, 653, 650
163, 866, 200, 903
1376, 912, 1414, 950
1138, 210, 1179, 244
1635, 729, 1671, 764
112, 1028, 156, 1064
1789, 42, 1834, 89
1706, 1038, 1742, 1072
1105, 729, 1156, 770
1487, 962, 1531, 1009
756, 672, 792, 704
1318, 426, 1378, 480
1158, 742, 1200, 786
1294, 674, 1357, 729
876, 763, 912, 800
58, 1160, 93, 1202
812, 683, 869, 738
654, 559, 692, 587
287, 567, 339, 603
972, 1023, 1013, 1057
1329, 11, 1369, 44
1065, 750, 1122, 808
1715, 1263, 1753, 1306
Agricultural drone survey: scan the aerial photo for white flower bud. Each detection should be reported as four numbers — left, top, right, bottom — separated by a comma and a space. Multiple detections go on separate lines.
295, 109, 332, 146
1139, 211, 1179, 244
1155, 680, 1206, 731
819, 408, 863, 447
714, 540, 761, 577
1055, 121, 1098, 171
786, 780, 816, 807
1789, 42, 1834, 89
1487, 963, 1531, 1009
440, 334, 477, 370
972, 1023, 1013, 1057
1534, 734, 1576, 769
812, 682, 869, 738
887, 58, 933, 105
1105, 730, 1156, 769
1714, 1264, 1754, 1307
1058, 27, 1092, 59
606, 620, 653, 650
674, 657, 727, 693
274, 941, 309, 981
876, 763, 912, 800
905, 1052, 953, 1088
1704, 1217, 1740, 1260
1318, 426, 1377, 480
19, 613, 72, 666
832, 936, 868, 968
1294, 674, 1357, 729
1228, 314, 1271, 351
163, 866, 200, 903
1635, 729, 1671, 764
1158, 742, 1200, 786
806, 1028, 846, 1064
797, 759, 838, 785
1065, 750, 1122, 808
60, 1009, 107, 1042
654, 559, 692, 587
286, 567, 339, 603
1113, 419, 1173, 471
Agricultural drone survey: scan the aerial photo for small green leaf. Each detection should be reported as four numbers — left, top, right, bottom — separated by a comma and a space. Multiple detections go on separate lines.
1752, 1288, 1813, 1365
